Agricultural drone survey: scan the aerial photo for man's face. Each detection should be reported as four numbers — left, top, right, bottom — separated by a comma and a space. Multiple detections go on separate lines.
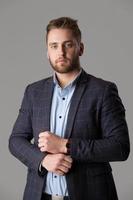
47, 28, 83, 74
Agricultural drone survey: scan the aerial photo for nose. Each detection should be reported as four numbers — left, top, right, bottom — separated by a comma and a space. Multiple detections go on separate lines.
58, 45, 65, 56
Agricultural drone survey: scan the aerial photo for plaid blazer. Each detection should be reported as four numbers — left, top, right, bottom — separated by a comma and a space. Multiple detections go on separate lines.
9, 70, 130, 200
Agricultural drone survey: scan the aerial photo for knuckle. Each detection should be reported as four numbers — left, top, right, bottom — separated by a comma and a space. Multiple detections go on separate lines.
54, 165, 58, 171
40, 148, 43, 152
59, 157, 63, 163
60, 154, 64, 159
45, 132, 49, 137
39, 132, 44, 137
45, 138, 49, 144
65, 168, 69, 173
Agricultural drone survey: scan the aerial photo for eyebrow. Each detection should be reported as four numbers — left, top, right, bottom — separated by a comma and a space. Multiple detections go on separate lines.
49, 40, 73, 46
49, 42, 57, 47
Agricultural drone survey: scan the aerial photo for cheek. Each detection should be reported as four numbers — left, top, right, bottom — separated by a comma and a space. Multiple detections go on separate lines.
47, 49, 57, 59
69, 51, 79, 60
48, 53, 57, 62
67, 50, 76, 58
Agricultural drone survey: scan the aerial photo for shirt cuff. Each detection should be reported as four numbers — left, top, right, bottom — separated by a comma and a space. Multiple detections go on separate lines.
38, 160, 48, 176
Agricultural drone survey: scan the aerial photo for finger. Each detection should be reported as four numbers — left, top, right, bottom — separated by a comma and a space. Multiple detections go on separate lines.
40, 146, 46, 152
39, 132, 46, 137
58, 165, 69, 173
38, 137, 45, 143
38, 142, 45, 148
61, 160, 72, 169
55, 170, 65, 176
64, 156, 73, 163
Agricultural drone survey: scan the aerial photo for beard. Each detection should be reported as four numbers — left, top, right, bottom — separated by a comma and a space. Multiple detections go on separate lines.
48, 55, 80, 74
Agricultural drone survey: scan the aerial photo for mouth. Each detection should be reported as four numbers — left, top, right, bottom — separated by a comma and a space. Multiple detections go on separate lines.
56, 57, 68, 63
58, 61, 66, 64
57, 58, 66, 62
57, 59, 66, 63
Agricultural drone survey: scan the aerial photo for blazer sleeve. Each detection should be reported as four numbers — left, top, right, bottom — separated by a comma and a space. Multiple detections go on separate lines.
70, 83, 130, 162
8, 85, 47, 175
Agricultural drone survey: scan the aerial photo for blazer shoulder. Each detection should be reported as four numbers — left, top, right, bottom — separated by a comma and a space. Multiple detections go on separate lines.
87, 73, 117, 90
25, 76, 53, 91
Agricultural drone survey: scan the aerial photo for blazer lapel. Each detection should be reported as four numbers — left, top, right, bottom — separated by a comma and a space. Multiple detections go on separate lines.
38, 78, 54, 131
65, 70, 89, 138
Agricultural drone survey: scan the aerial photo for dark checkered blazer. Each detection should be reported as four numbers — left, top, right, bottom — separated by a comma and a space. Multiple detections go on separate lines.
9, 70, 130, 200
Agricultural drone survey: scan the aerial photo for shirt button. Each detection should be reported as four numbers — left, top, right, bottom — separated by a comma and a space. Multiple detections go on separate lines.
54, 175, 57, 178
59, 116, 62, 118
62, 97, 65, 100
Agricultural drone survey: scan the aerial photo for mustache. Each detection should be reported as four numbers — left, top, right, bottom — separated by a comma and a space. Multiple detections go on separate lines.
55, 57, 69, 63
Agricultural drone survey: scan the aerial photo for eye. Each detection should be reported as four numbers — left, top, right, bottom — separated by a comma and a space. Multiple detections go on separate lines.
65, 42, 73, 48
50, 44, 58, 49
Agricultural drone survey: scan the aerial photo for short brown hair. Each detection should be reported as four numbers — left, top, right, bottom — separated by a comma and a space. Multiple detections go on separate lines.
46, 17, 81, 43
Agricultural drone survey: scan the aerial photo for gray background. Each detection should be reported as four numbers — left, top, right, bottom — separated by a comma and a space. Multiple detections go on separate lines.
0, 0, 133, 199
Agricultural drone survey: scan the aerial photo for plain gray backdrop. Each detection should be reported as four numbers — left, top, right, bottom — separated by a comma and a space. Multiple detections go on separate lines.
0, 0, 133, 199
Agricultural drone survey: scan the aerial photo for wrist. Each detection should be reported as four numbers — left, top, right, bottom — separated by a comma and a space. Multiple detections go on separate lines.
60, 139, 71, 154
38, 157, 48, 176
66, 139, 71, 154
60, 139, 68, 154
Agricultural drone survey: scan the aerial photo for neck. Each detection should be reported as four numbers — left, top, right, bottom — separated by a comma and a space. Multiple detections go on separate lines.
55, 68, 81, 88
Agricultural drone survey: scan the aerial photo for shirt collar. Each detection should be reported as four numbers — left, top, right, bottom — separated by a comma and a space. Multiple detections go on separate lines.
53, 68, 83, 89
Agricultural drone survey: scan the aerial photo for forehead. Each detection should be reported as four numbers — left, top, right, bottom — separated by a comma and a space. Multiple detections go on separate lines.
47, 28, 75, 43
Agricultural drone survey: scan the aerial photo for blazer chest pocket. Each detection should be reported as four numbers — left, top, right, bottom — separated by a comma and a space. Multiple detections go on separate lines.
75, 108, 97, 125
73, 109, 99, 137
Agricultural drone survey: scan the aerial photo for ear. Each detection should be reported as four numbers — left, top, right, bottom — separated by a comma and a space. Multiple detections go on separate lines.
79, 42, 84, 56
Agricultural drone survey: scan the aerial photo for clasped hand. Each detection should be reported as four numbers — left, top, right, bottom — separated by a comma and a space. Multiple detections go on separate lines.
38, 131, 73, 175
38, 131, 67, 154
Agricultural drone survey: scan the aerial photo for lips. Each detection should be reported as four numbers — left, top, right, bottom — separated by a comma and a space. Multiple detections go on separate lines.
58, 60, 65, 63
56, 58, 67, 63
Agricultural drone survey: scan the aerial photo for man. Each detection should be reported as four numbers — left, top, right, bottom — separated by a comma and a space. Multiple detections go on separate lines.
9, 17, 130, 200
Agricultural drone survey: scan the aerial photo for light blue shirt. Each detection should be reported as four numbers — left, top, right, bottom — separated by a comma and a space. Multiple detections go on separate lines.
44, 70, 82, 196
